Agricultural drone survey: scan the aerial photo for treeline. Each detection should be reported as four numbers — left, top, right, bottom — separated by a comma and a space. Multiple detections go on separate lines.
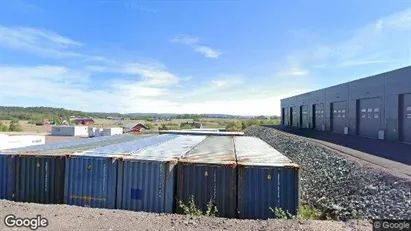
0, 106, 106, 123
225, 119, 280, 131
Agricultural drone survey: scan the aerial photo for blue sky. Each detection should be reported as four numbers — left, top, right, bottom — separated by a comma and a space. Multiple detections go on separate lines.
0, 0, 410, 115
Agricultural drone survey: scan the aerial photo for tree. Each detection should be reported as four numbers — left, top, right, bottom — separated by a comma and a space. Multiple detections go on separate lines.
159, 124, 168, 130
9, 119, 23, 132
0, 122, 8, 132
145, 123, 154, 129
241, 121, 247, 130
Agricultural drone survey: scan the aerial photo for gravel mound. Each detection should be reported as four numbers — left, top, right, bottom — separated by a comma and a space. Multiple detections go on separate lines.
0, 200, 370, 231
244, 126, 411, 221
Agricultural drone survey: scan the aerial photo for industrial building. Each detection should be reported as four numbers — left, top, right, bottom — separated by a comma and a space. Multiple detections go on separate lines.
280, 66, 411, 143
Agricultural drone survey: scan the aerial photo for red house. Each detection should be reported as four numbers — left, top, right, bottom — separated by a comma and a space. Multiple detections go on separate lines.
129, 123, 148, 133
75, 118, 95, 126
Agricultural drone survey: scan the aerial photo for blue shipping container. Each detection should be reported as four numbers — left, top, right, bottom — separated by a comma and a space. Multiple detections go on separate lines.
118, 135, 206, 213
0, 154, 16, 200
177, 136, 237, 218
15, 155, 66, 204
235, 136, 300, 219
64, 134, 178, 209
64, 156, 118, 208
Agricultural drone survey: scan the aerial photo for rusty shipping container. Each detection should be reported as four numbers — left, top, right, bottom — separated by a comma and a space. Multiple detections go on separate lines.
177, 136, 237, 218
235, 136, 300, 219
0, 154, 16, 200
64, 134, 178, 209
15, 154, 66, 204
117, 135, 206, 213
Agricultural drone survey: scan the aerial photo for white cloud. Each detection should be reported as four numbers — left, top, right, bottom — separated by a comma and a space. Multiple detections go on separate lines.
339, 59, 400, 67
286, 8, 411, 69
194, 46, 221, 59
277, 67, 309, 77
171, 34, 221, 59
170, 35, 199, 45
0, 26, 85, 58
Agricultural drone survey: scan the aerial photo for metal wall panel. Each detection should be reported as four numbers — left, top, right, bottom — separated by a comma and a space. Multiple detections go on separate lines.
177, 136, 237, 218
399, 94, 411, 143
313, 103, 324, 130
64, 156, 118, 208
357, 97, 381, 139
331, 101, 347, 133
0, 154, 16, 200
16, 155, 65, 204
237, 167, 298, 219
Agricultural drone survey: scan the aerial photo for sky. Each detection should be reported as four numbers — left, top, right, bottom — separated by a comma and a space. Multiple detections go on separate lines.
0, 0, 410, 116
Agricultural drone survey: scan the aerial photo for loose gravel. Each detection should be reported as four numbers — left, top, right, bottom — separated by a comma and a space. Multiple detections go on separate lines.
0, 200, 370, 231
244, 126, 411, 221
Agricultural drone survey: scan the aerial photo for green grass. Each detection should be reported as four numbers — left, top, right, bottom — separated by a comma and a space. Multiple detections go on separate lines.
178, 196, 218, 217
270, 205, 321, 220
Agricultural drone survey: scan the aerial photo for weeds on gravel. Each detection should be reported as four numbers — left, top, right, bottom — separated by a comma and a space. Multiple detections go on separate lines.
178, 196, 218, 217
270, 205, 321, 220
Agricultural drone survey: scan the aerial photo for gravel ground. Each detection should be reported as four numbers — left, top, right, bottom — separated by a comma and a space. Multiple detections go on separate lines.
244, 126, 411, 221
0, 200, 371, 231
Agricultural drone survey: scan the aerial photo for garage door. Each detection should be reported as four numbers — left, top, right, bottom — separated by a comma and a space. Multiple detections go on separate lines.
300, 105, 309, 128
400, 94, 411, 143
357, 98, 381, 139
291, 106, 298, 127
281, 108, 285, 125
313, 104, 324, 131
331, 101, 346, 133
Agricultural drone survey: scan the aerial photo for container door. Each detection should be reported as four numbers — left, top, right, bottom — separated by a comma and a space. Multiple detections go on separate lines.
300, 105, 308, 128
291, 106, 298, 127
313, 104, 324, 130
64, 156, 118, 209
357, 98, 381, 139
331, 101, 347, 134
0, 155, 16, 200
400, 94, 411, 143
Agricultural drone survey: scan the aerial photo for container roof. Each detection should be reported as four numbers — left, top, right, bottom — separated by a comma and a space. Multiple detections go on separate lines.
180, 136, 236, 165
159, 130, 244, 136
0, 135, 153, 155
1, 134, 148, 153
74, 134, 178, 156
234, 136, 299, 167
123, 135, 207, 161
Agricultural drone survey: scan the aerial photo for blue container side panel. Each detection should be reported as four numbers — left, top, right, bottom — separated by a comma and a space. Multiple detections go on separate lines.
0, 155, 16, 200
238, 166, 299, 219
16, 156, 65, 204
119, 160, 175, 213
64, 156, 118, 209
177, 164, 237, 218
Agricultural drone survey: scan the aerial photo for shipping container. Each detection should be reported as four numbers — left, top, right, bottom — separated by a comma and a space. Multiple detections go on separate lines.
15, 154, 66, 204
0, 154, 16, 200
177, 136, 237, 218
64, 134, 178, 209
235, 136, 300, 219
102, 127, 123, 136
118, 135, 206, 213
0, 135, 45, 150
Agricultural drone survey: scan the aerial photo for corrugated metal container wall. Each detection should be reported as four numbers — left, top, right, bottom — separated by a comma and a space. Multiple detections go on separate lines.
64, 134, 178, 209
0, 154, 16, 200
15, 155, 65, 204
235, 136, 300, 219
64, 156, 118, 208
118, 135, 206, 213
177, 136, 237, 218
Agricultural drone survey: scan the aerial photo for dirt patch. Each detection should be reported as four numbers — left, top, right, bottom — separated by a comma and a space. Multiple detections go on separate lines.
0, 200, 371, 231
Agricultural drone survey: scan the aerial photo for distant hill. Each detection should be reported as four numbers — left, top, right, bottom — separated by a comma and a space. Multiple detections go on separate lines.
0, 106, 278, 122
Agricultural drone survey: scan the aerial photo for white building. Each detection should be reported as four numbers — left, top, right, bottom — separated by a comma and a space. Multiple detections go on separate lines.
0, 134, 45, 150
102, 127, 123, 136
51, 126, 89, 137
